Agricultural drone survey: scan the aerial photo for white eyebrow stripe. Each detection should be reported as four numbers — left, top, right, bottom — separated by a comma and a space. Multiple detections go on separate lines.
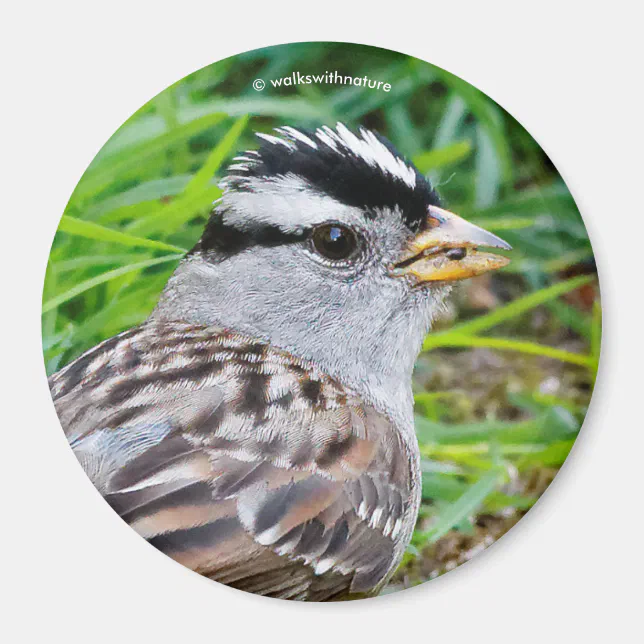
221, 174, 362, 233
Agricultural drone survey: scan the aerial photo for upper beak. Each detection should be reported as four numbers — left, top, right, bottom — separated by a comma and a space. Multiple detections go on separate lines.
392, 205, 512, 283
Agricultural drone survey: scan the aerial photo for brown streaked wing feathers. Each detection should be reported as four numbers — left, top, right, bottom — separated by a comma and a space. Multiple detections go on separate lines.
50, 322, 412, 600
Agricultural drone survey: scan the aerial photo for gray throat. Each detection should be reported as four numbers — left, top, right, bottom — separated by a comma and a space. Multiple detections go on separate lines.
150, 255, 442, 437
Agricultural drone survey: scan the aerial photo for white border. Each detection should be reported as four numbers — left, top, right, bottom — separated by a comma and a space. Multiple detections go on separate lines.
3, 2, 642, 642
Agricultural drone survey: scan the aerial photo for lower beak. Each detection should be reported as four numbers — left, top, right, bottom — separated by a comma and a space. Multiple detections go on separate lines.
391, 205, 511, 283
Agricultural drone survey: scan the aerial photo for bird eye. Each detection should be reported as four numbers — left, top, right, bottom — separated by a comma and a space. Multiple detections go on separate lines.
311, 224, 358, 262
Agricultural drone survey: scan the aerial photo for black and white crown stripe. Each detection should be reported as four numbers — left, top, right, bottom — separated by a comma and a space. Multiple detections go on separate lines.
223, 123, 418, 189
205, 122, 442, 244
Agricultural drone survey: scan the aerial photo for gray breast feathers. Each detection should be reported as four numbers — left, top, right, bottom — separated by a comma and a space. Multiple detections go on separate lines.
49, 322, 417, 600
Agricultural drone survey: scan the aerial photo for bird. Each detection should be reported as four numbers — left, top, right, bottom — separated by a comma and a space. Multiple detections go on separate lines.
49, 123, 511, 601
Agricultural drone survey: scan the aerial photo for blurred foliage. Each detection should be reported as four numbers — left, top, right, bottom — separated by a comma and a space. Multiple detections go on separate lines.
42, 42, 599, 590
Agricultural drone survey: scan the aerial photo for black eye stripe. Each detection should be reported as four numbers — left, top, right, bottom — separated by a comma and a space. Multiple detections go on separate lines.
193, 212, 308, 258
195, 208, 367, 267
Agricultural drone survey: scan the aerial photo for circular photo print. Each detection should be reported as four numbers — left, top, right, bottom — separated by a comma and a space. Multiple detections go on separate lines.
44, 42, 600, 601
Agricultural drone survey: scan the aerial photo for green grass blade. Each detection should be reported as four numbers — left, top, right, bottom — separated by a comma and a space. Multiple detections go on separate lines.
106, 100, 330, 155
125, 186, 221, 237
42, 255, 183, 313
42, 263, 58, 344
52, 254, 153, 273
412, 140, 473, 173
421, 471, 468, 502
590, 300, 602, 379
58, 215, 187, 253
433, 94, 467, 148
415, 412, 577, 447
75, 112, 228, 200
183, 114, 249, 195
475, 125, 501, 207
591, 300, 602, 360
546, 299, 592, 340
421, 467, 505, 543
432, 70, 512, 184
86, 175, 193, 221
505, 249, 595, 275
386, 103, 422, 156
425, 274, 595, 346
470, 216, 536, 231
424, 334, 595, 367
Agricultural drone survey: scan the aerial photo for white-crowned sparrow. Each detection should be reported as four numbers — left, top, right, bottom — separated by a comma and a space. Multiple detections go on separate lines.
49, 123, 511, 600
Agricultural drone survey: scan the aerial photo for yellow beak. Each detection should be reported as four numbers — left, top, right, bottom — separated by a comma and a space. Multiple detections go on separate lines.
392, 205, 511, 283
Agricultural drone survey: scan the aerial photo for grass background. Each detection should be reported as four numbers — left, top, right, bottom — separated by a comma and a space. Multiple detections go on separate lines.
42, 42, 600, 591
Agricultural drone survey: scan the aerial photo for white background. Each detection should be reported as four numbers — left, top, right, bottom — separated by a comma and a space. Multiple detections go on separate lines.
2, 1, 643, 642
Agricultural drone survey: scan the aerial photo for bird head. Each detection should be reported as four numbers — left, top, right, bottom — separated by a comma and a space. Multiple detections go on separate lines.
153, 123, 510, 420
